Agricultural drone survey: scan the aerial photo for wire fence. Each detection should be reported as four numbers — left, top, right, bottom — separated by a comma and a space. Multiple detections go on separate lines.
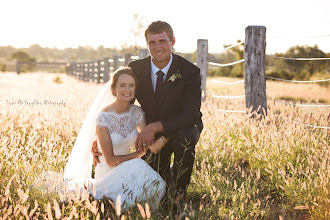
266, 55, 330, 61
211, 79, 244, 85
209, 36, 330, 129
209, 60, 245, 67
65, 49, 150, 83
265, 76, 330, 83
268, 99, 330, 107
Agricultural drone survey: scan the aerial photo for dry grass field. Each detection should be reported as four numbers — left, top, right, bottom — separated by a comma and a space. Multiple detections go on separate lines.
0, 72, 329, 219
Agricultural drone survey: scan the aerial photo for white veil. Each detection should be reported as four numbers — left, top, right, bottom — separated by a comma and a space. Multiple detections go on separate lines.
63, 80, 114, 184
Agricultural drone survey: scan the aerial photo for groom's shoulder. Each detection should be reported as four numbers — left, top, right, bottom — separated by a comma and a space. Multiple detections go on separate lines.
173, 54, 200, 75
128, 56, 150, 70
173, 54, 199, 72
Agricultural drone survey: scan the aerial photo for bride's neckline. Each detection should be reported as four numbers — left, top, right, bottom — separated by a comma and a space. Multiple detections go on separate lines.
102, 104, 133, 116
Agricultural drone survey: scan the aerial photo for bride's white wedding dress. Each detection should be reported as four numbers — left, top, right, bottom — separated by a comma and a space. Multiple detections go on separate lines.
92, 104, 166, 209
32, 104, 166, 211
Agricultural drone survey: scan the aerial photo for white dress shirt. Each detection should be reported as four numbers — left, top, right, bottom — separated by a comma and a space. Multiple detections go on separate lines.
150, 54, 173, 92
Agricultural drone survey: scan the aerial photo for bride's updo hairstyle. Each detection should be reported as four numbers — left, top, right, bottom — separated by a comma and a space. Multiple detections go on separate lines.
111, 67, 138, 96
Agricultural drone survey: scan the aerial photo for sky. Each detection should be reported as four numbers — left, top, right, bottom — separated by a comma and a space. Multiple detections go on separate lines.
0, 0, 329, 54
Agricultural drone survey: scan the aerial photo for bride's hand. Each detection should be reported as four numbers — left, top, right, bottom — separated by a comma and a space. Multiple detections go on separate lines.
135, 147, 147, 158
91, 140, 102, 167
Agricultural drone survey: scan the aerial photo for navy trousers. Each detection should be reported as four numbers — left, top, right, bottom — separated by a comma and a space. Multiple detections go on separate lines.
143, 125, 201, 196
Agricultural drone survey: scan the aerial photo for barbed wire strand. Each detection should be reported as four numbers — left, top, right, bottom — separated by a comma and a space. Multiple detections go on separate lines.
218, 109, 246, 113
211, 95, 329, 107
212, 95, 245, 99
268, 99, 330, 107
212, 77, 330, 84
217, 108, 329, 129
209, 59, 244, 67
211, 79, 244, 85
268, 34, 330, 39
267, 55, 330, 61
218, 41, 245, 54
265, 76, 330, 83
295, 122, 330, 129
212, 95, 329, 107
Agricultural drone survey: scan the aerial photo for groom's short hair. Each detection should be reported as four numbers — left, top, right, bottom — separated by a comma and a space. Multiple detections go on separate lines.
145, 21, 174, 42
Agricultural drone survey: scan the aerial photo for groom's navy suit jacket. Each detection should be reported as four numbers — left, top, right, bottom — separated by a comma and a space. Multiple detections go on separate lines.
128, 53, 203, 137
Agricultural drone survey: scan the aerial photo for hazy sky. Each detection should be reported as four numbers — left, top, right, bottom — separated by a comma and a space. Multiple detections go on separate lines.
1, 0, 329, 54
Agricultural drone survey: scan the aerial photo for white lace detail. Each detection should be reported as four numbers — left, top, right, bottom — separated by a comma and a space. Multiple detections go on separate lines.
96, 105, 144, 138
95, 104, 145, 181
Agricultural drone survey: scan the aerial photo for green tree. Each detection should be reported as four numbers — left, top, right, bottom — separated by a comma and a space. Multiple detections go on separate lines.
225, 40, 244, 77
283, 45, 327, 79
208, 40, 244, 77
11, 50, 32, 62
11, 50, 36, 72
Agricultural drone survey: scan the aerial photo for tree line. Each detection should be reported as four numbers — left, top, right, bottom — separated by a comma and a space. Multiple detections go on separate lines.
0, 43, 329, 81
0, 44, 143, 72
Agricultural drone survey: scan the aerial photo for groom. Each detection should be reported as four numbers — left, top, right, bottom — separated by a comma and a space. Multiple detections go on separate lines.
93, 20, 203, 207
129, 21, 203, 204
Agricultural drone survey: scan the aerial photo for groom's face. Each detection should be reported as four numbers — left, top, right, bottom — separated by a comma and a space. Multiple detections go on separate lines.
147, 31, 175, 69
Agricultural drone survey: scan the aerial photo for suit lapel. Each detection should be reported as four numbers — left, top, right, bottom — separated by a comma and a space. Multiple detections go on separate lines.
165, 53, 179, 82
140, 57, 159, 112
140, 58, 153, 91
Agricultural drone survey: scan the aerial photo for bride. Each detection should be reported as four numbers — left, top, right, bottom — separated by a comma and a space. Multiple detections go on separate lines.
36, 67, 167, 210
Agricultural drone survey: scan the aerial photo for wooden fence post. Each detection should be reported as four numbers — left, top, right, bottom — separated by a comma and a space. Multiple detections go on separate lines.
196, 39, 208, 101
139, 49, 149, 59
93, 61, 98, 82
88, 62, 93, 82
16, 61, 21, 74
244, 26, 267, 115
103, 57, 110, 82
124, 53, 132, 66
113, 55, 120, 71
66, 63, 70, 75
73, 63, 77, 78
83, 63, 88, 81
78, 63, 83, 81
97, 60, 102, 83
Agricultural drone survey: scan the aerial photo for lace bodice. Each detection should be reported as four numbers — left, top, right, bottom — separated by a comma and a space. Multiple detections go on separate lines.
96, 104, 144, 138
95, 104, 145, 181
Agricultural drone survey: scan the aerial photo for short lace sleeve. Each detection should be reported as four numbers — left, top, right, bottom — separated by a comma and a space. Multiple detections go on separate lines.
132, 105, 145, 124
96, 112, 108, 128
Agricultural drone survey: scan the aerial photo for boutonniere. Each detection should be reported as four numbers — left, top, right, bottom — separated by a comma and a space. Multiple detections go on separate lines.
168, 70, 182, 82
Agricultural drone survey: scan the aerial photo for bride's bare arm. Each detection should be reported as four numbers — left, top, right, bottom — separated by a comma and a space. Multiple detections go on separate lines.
137, 119, 169, 154
96, 127, 146, 167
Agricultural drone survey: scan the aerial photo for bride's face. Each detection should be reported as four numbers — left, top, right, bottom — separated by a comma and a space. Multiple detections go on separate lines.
113, 74, 136, 102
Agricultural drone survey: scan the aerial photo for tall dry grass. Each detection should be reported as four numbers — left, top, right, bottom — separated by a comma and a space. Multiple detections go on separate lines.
0, 73, 329, 219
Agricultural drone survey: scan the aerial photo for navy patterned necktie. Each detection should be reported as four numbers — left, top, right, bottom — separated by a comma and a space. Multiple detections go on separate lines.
155, 70, 164, 101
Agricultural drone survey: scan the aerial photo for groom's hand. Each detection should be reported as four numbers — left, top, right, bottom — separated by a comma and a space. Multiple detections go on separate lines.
91, 140, 102, 167
136, 122, 164, 151
136, 127, 154, 151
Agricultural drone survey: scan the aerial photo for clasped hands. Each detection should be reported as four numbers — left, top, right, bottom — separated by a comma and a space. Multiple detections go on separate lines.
92, 123, 161, 167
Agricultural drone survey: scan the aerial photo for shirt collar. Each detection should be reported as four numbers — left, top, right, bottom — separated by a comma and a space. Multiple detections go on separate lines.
151, 53, 173, 76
